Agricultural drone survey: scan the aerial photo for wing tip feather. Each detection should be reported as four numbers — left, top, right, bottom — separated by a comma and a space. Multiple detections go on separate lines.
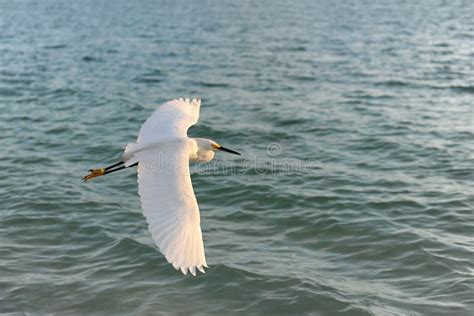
166, 255, 207, 276
197, 265, 205, 274
172, 263, 207, 276
181, 265, 206, 276
176, 97, 201, 108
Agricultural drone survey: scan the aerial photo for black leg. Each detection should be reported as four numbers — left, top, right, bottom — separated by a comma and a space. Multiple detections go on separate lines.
103, 162, 138, 175
104, 161, 124, 171
104, 165, 126, 175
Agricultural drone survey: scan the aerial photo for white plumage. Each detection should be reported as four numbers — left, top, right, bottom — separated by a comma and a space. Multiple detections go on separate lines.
137, 98, 201, 143
118, 98, 239, 276
136, 141, 207, 275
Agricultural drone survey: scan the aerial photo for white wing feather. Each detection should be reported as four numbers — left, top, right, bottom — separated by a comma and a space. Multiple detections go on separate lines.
137, 98, 201, 143
126, 98, 207, 276
136, 141, 207, 275
123, 98, 200, 166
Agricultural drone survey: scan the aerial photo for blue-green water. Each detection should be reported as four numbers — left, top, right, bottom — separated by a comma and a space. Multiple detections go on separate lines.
1, 1, 473, 315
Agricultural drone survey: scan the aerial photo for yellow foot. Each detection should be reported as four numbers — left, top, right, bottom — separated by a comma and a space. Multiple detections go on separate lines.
82, 168, 105, 182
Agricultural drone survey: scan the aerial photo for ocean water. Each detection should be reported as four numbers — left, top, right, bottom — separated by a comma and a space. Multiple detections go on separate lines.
1, 0, 473, 315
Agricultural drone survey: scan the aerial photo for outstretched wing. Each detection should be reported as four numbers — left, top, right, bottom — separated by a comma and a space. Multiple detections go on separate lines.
135, 140, 207, 276
137, 98, 201, 143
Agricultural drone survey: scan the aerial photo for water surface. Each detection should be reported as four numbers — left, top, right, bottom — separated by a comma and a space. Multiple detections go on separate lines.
1, 1, 473, 315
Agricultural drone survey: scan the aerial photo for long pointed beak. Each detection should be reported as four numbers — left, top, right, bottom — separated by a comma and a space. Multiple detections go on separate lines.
218, 146, 241, 155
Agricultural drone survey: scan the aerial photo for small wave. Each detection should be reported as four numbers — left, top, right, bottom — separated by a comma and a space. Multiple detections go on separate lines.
82, 56, 99, 62
288, 46, 307, 52
0, 87, 22, 97
45, 126, 69, 134
1, 78, 34, 85
275, 117, 310, 127
43, 44, 67, 49
450, 85, 474, 94
375, 79, 411, 87
47, 87, 78, 98
134, 77, 162, 83
286, 74, 315, 82
344, 90, 395, 99
133, 69, 166, 84
13, 155, 54, 165
367, 199, 425, 211
347, 137, 402, 152
195, 81, 230, 88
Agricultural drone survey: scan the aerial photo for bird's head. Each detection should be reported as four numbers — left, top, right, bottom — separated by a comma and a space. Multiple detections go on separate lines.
210, 141, 241, 156
196, 138, 241, 156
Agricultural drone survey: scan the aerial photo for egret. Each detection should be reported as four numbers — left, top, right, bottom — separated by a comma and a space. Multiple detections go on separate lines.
82, 98, 241, 276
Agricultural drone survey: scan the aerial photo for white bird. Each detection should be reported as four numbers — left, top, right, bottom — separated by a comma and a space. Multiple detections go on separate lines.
83, 98, 241, 276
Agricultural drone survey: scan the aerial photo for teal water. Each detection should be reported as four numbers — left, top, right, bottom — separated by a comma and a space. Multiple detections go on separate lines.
1, 1, 473, 315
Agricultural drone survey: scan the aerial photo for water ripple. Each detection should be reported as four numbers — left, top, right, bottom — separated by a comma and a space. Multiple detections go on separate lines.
1, 0, 473, 315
